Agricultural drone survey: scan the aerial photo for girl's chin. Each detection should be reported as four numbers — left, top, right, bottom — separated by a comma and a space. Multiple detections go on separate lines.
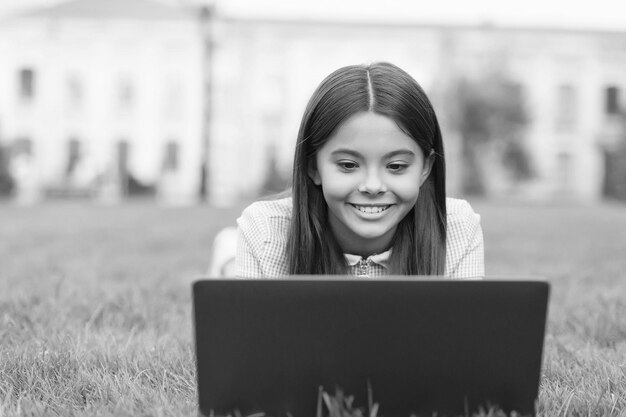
342, 226, 397, 251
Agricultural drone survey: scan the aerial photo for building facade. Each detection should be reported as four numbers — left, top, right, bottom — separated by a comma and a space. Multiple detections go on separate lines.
207, 18, 626, 203
0, 0, 205, 204
1, 0, 625, 204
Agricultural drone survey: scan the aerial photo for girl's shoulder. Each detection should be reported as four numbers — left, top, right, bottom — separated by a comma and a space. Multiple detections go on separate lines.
445, 197, 481, 236
236, 197, 292, 277
240, 196, 293, 221
446, 197, 480, 218
237, 197, 293, 245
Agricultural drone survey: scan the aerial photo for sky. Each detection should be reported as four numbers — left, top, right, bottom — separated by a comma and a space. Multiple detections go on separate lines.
1, 0, 626, 32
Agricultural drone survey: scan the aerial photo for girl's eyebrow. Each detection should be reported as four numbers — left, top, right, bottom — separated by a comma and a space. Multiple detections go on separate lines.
329, 148, 416, 158
383, 149, 416, 159
330, 148, 362, 157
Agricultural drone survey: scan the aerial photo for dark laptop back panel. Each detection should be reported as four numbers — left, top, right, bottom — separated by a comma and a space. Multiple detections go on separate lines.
193, 279, 549, 417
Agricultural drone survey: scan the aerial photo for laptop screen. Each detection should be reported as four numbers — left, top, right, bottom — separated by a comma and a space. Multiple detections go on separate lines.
193, 278, 549, 417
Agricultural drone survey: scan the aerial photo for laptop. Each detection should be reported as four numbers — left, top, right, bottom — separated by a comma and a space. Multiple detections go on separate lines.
193, 278, 549, 417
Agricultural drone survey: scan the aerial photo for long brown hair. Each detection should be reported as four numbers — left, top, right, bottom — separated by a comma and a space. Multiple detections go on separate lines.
287, 62, 447, 275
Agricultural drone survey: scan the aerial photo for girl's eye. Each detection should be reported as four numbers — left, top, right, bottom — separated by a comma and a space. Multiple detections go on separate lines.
387, 162, 408, 173
337, 161, 358, 171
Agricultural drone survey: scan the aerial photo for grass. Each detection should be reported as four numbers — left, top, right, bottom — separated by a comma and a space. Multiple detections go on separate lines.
0, 199, 625, 416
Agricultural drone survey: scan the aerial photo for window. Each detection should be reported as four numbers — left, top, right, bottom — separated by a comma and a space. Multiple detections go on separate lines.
556, 84, 577, 132
117, 140, 129, 176
605, 86, 620, 114
117, 140, 130, 195
162, 140, 179, 172
65, 138, 82, 178
18, 68, 35, 100
556, 152, 572, 192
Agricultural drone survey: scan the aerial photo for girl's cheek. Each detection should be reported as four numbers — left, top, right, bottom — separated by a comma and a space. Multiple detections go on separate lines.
393, 178, 423, 198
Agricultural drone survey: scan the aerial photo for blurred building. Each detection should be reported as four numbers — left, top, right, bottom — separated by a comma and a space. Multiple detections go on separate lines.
0, 0, 204, 204
208, 19, 626, 203
1, 0, 625, 204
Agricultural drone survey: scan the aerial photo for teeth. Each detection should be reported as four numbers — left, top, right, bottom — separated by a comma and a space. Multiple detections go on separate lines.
354, 205, 390, 214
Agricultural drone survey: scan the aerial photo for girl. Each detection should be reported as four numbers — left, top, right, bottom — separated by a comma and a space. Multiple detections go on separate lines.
236, 62, 484, 278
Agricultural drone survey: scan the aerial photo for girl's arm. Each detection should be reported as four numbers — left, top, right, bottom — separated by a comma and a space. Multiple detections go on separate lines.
207, 226, 237, 277
236, 225, 264, 278
234, 199, 291, 278
445, 198, 485, 279
451, 218, 484, 279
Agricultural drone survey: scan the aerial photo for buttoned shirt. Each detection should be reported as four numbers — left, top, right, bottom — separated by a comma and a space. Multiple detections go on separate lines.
236, 197, 484, 279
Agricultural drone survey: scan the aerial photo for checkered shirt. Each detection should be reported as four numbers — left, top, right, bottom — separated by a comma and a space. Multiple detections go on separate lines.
236, 197, 484, 279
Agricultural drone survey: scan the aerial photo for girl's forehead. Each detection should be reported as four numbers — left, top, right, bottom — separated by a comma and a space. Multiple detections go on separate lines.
321, 112, 421, 156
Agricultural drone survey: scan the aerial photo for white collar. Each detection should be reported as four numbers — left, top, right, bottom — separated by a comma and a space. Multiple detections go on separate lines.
344, 249, 392, 270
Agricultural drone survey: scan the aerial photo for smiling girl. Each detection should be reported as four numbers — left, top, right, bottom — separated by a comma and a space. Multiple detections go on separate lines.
236, 62, 484, 278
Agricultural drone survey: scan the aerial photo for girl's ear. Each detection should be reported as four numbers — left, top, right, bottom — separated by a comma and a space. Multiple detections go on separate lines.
308, 165, 322, 185
419, 150, 436, 186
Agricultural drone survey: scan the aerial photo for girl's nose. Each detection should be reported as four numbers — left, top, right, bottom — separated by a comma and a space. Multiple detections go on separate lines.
358, 170, 387, 194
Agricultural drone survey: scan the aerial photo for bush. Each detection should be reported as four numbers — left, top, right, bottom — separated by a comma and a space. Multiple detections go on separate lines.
450, 74, 531, 195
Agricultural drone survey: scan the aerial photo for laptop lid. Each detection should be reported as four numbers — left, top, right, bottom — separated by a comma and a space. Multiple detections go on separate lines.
193, 278, 549, 417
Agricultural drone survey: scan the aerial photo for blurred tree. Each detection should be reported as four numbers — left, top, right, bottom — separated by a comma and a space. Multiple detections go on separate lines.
450, 73, 531, 195
0, 143, 15, 198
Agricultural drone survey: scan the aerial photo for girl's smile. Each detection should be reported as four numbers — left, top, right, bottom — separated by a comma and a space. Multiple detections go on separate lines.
309, 111, 433, 257
350, 204, 392, 215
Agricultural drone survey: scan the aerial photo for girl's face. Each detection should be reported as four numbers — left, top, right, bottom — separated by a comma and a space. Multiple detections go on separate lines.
309, 111, 433, 257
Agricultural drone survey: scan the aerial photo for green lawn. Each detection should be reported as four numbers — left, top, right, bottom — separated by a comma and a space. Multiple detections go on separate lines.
0, 200, 625, 416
